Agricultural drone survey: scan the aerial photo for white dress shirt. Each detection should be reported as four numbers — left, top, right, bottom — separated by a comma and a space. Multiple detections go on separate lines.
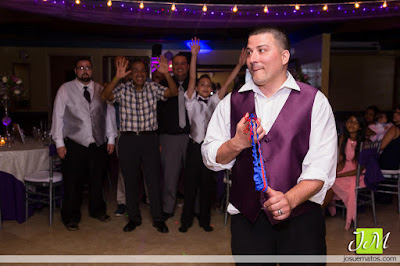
184, 91, 221, 144
51, 79, 117, 148
201, 72, 337, 214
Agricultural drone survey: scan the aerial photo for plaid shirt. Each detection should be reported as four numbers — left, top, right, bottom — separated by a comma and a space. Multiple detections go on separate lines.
113, 81, 167, 132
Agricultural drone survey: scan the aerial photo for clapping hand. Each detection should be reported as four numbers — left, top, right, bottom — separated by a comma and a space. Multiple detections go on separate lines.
190, 37, 201, 55
156, 55, 169, 75
115, 57, 131, 80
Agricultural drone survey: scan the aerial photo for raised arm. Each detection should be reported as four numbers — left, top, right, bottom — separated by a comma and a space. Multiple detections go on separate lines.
218, 48, 246, 99
101, 57, 131, 101
156, 55, 178, 98
187, 37, 200, 99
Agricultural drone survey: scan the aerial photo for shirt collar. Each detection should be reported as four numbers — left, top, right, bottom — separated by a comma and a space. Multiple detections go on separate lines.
75, 79, 93, 91
238, 71, 300, 96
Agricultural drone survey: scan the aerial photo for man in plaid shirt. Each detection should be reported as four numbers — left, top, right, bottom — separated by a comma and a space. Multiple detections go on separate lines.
102, 56, 178, 233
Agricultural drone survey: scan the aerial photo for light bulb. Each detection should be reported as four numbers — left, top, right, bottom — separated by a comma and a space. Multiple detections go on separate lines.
139, 1, 144, 9
383, 0, 387, 8
295, 4, 300, 11
323, 4, 328, 11
171, 3, 176, 11
75, 0, 80, 4
263, 5, 268, 13
233, 5, 238, 13
202, 4, 207, 12
107, 0, 112, 7
354, 2, 360, 9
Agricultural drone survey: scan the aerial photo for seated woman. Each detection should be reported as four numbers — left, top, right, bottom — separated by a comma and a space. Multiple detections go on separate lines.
323, 115, 365, 230
379, 106, 400, 170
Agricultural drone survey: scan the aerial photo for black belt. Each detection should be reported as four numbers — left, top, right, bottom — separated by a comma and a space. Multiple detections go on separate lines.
121, 131, 157, 136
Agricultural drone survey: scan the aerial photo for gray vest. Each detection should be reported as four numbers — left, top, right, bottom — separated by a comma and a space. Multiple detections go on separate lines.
63, 80, 107, 147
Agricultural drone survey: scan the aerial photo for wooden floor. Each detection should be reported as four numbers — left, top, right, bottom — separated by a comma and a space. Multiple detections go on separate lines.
0, 189, 399, 265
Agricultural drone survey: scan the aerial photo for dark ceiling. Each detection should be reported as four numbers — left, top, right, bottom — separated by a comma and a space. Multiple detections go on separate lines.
1, 0, 400, 49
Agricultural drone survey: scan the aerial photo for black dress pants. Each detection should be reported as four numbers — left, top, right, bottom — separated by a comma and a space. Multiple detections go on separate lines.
181, 140, 215, 227
118, 133, 163, 223
61, 139, 107, 225
231, 207, 327, 266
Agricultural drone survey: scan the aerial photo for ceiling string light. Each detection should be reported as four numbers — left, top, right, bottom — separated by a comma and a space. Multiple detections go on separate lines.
42, 0, 400, 16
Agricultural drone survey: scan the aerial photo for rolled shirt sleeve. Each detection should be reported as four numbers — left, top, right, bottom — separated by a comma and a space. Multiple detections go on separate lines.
297, 91, 337, 204
201, 93, 236, 171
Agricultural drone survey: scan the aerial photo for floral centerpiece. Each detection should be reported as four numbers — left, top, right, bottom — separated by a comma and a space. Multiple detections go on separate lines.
0, 74, 24, 98
0, 74, 24, 126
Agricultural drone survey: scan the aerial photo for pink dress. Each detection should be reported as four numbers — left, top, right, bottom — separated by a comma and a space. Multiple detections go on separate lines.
330, 139, 365, 230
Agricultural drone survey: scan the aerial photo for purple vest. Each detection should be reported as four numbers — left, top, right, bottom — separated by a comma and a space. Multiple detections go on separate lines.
230, 82, 319, 224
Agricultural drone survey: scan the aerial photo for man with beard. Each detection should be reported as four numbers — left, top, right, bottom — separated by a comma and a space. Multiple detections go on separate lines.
51, 57, 117, 231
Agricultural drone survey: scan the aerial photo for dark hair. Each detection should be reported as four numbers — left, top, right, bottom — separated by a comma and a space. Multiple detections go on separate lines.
130, 59, 148, 73
365, 105, 380, 121
74, 57, 92, 68
340, 115, 365, 163
172, 53, 189, 64
249, 26, 290, 51
196, 74, 212, 86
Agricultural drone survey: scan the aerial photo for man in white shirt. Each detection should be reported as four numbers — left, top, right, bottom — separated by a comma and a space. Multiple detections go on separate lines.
202, 27, 337, 262
51, 58, 117, 231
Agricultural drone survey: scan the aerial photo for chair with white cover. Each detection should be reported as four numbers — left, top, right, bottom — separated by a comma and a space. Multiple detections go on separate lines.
25, 143, 63, 226
376, 165, 400, 214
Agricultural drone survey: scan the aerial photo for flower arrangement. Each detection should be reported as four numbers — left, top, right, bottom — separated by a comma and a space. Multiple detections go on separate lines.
0, 74, 24, 99
291, 69, 310, 85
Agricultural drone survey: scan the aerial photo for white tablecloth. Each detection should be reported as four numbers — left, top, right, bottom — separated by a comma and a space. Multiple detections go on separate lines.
0, 138, 48, 182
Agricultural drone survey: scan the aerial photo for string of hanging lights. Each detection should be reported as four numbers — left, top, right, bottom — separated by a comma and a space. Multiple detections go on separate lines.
39, 0, 400, 19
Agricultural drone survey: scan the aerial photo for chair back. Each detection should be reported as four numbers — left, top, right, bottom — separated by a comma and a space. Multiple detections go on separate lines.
357, 141, 383, 190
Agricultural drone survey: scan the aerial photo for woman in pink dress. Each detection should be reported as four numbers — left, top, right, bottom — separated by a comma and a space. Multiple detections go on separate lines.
323, 115, 365, 230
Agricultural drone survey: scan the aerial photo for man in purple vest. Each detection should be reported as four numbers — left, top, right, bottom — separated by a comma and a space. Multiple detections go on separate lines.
202, 27, 337, 263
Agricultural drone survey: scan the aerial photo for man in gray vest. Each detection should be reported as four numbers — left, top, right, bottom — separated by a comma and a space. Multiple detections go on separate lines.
51, 57, 117, 231
202, 27, 337, 263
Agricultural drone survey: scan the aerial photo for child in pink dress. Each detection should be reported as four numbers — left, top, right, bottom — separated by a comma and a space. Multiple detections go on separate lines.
324, 115, 365, 230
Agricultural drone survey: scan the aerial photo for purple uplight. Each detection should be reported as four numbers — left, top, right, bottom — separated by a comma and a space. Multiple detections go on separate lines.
211, 11, 214, 14
62, 1, 64, 3
256, 13, 259, 16
93, 6, 95, 8
317, 12, 320, 14
301, 12, 304, 15
184, 8, 187, 11
363, 8, 366, 11
310, 9, 314, 13
247, 12, 249, 15
72, 3, 74, 6
338, 6, 341, 10
2, 116, 11, 126
293, 10, 296, 13
284, 12, 286, 15
352, 10, 355, 13
203, 12, 206, 15
372, 8, 375, 11
221, 12, 223, 15
121, 4, 124, 7
147, 8, 149, 11
53, 1, 56, 4
275, 13, 278, 16
100, 4, 102, 7
130, 8, 132, 11
344, 11, 347, 13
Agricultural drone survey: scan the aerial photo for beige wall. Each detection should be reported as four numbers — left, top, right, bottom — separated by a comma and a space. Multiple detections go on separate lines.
0, 46, 242, 112
329, 53, 396, 111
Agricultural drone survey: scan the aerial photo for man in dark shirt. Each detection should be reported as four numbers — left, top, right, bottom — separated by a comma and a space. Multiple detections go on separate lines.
157, 54, 190, 218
